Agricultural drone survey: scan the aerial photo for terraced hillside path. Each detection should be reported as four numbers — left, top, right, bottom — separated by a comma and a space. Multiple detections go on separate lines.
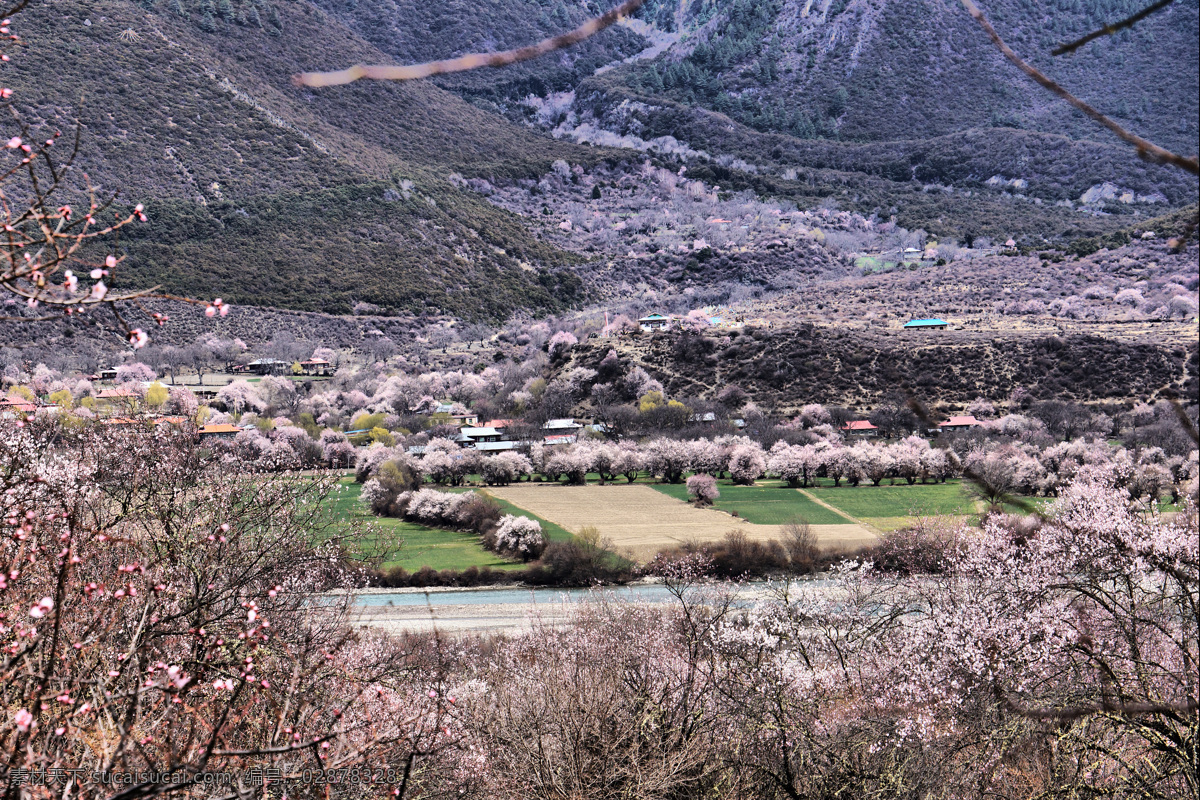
794, 488, 883, 535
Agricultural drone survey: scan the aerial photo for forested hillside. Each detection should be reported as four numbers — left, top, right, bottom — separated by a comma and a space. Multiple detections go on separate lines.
6, 0, 609, 317
600, 0, 1199, 152
307, 0, 648, 107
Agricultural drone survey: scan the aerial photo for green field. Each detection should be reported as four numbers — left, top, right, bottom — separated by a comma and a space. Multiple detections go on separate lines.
325, 475, 1058, 569
324, 481, 577, 572
650, 480, 849, 525
810, 481, 978, 519
854, 255, 900, 273
650, 478, 1054, 532
806, 480, 1052, 526
326, 481, 524, 572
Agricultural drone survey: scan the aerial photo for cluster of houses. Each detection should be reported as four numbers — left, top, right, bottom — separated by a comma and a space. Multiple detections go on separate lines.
0, 386, 250, 442
841, 415, 982, 437
0, 386, 146, 421
632, 309, 757, 332
229, 358, 333, 377
405, 417, 598, 455
634, 312, 951, 333
410, 409, 982, 455
5, 375, 983, 449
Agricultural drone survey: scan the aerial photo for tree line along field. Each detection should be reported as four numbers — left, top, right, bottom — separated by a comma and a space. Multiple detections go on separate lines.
328, 479, 574, 573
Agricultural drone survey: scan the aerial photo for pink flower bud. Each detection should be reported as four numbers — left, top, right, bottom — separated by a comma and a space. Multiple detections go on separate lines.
29, 596, 53, 618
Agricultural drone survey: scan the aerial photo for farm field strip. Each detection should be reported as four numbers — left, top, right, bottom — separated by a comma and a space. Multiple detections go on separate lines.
650, 481, 850, 525
486, 484, 879, 560
792, 489, 860, 524
807, 481, 979, 520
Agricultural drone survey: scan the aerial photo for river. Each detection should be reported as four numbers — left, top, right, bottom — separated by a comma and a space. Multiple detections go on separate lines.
344, 581, 836, 635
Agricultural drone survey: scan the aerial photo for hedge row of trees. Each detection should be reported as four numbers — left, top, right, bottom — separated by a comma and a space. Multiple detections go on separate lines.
350, 431, 1197, 506
360, 481, 547, 561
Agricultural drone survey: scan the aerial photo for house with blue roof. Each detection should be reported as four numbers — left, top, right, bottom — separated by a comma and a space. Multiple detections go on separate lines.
903, 318, 949, 330
638, 313, 673, 332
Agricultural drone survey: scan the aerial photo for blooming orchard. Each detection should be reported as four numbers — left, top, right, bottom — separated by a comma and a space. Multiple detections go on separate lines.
0, 422, 465, 799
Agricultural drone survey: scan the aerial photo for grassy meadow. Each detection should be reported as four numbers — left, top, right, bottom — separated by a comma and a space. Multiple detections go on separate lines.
325, 480, 575, 572
326, 481, 523, 573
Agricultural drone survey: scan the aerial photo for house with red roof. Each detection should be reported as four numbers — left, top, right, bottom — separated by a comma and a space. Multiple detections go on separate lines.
0, 393, 37, 418
938, 415, 982, 432
841, 420, 879, 437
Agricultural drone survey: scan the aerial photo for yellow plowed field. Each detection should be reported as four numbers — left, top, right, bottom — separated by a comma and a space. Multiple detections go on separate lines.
486, 484, 879, 560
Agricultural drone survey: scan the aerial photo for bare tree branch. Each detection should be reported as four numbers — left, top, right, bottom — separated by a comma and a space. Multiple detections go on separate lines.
294, 0, 645, 87
960, 0, 1199, 176
1008, 697, 1198, 722
1160, 393, 1200, 446
1052, 0, 1176, 56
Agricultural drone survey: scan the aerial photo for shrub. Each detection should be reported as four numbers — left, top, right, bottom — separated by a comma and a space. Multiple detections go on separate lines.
869, 518, 964, 575
706, 530, 788, 578
686, 473, 719, 506
782, 517, 819, 573
456, 493, 503, 536
646, 531, 788, 579
493, 514, 546, 561
524, 526, 632, 586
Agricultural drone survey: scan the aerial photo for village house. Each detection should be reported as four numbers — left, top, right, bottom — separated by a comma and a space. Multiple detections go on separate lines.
422, 402, 477, 426
903, 318, 949, 330
459, 426, 504, 445
198, 423, 242, 440
474, 440, 523, 453
232, 358, 291, 376
543, 433, 578, 447
842, 420, 880, 437
638, 313, 673, 332
298, 358, 333, 376
0, 392, 37, 419
543, 418, 583, 434
94, 386, 141, 410
938, 415, 982, 433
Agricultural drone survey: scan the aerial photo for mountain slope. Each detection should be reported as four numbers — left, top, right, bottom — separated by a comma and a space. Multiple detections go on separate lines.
4, 0, 1194, 320
307, 0, 649, 109
607, 0, 1199, 153
5, 0, 617, 317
